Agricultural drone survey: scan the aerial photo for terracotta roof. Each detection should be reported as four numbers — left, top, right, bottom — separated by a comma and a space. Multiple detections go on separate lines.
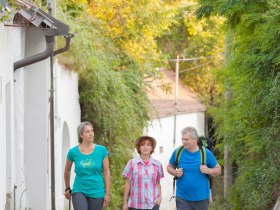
146, 69, 206, 118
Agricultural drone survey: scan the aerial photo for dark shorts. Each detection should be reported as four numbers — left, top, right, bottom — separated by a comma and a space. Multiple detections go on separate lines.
72, 192, 104, 210
176, 196, 209, 210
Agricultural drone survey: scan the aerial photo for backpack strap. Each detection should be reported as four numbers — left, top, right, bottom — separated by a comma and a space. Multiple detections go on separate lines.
199, 145, 206, 165
174, 145, 184, 169
171, 145, 184, 200
199, 145, 212, 189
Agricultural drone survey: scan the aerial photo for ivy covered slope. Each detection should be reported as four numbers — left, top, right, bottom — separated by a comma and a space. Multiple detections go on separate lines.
56, 2, 148, 209
198, 0, 280, 209
55, 0, 179, 208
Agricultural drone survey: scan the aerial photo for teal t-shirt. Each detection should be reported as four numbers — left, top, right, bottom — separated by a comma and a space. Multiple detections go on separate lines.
67, 144, 108, 198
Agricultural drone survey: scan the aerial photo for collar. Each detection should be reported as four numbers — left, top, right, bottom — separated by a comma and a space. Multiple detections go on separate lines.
135, 155, 155, 165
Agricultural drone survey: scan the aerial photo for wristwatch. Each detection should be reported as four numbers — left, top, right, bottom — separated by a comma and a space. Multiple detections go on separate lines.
65, 187, 72, 194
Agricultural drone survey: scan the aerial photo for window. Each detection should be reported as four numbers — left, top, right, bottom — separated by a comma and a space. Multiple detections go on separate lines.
159, 146, 163, 154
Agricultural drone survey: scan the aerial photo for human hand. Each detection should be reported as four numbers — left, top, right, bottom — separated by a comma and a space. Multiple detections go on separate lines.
157, 195, 162, 206
64, 190, 71, 200
122, 203, 128, 210
175, 168, 183, 177
200, 165, 210, 174
103, 194, 110, 207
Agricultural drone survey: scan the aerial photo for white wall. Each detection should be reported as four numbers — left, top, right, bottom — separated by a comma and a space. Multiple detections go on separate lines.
22, 27, 50, 210
0, 23, 9, 210
0, 22, 81, 210
0, 22, 24, 210
13, 27, 28, 210
54, 63, 81, 210
144, 111, 205, 210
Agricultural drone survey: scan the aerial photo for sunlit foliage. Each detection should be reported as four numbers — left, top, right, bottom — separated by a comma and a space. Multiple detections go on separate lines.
157, 1, 225, 106
199, 0, 280, 209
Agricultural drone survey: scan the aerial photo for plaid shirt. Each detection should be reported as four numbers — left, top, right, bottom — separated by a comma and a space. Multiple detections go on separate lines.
122, 156, 164, 209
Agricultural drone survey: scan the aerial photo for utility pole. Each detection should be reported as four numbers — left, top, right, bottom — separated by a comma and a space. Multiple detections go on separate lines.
173, 55, 179, 147
168, 56, 210, 147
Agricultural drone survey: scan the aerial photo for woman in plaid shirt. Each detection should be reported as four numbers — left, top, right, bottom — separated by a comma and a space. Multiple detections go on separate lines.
122, 136, 164, 210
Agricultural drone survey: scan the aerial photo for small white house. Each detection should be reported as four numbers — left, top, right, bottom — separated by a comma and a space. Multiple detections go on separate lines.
144, 70, 206, 210
0, 1, 80, 209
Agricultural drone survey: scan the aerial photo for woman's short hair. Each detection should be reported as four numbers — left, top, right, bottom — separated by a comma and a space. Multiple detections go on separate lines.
181, 126, 198, 140
135, 136, 157, 154
77, 121, 93, 144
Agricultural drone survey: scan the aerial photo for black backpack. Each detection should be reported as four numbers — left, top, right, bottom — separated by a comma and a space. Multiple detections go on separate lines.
171, 136, 214, 199
197, 136, 214, 153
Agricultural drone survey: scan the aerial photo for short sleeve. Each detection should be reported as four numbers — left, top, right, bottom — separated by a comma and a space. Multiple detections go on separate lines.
101, 145, 109, 160
67, 148, 74, 162
157, 162, 164, 180
168, 149, 177, 167
206, 149, 218, 168
122, 159, 133, 179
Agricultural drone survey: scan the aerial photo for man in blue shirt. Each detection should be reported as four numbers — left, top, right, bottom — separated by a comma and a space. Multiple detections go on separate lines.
167, 126, 221, 210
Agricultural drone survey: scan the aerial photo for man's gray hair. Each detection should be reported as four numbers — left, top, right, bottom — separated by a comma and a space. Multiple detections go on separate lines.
181, 126, 198, 140
77, 121, 93, 144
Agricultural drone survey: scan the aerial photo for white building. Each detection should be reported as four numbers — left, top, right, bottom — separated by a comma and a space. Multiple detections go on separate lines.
0, 2, 80, 209
144, 70, 206, 210
1, 2, 207, 210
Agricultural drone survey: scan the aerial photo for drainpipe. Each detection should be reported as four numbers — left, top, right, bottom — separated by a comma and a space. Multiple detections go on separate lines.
13, 35, 55, 71
13, 32, 73, 72
53, 35, 74, 56
50, 33, 74, 210
47, 0, 57, 208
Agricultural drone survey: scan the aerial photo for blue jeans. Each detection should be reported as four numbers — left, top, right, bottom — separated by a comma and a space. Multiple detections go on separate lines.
72, 192, 104, 210
176, 196, 209, 210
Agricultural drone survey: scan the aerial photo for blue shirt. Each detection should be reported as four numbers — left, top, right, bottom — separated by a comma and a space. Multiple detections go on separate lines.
169, 147, 218, 201
67, 144, 108, 198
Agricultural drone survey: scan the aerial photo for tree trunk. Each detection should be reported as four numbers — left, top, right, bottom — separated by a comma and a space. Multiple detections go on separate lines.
224, 144, 233, 199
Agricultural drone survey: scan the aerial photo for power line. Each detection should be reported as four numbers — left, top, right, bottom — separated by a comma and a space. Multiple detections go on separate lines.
168, 56, 213, 62
179, 61, 213, 73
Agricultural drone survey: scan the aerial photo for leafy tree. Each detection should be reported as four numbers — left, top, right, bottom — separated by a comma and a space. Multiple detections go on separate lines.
87, 0, 181, 73
199, 0, 280, 209
157, 1, 225, 106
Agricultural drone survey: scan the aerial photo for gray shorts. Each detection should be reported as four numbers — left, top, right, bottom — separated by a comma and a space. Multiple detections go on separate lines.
176, 196, 209, 210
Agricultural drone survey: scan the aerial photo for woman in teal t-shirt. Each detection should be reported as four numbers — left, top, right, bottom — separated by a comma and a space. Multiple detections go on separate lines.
64, 121, 111, 210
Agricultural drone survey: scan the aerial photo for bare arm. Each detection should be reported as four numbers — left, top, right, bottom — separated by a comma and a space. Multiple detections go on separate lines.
122, 178, 130, 210
64, 159, 73, 200
200, 163, 222, 176
156, 180, 162, 206
103, 156, 111, 207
